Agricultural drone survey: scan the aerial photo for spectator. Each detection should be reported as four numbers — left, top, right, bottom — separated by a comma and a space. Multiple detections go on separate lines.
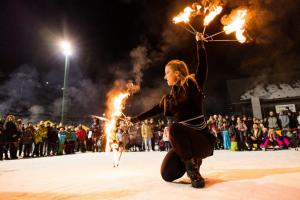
33, 124, 44, 157
267, 111, 279, 129
163, 126, 170, 151
4, 115, 19, 159
47, 123, 58, 156
65, 126, 76, 154
116, 128, 124, 151
16, 119, 24, 157
210, 126, 220, 149
149, 118, 156, 151
206, 115, 214, 127
39, 121, 48, 157
249, 123, 263, 150
229, 116, 236, 127
23, 122, 35, 158
261, 128, 278, 150
76, 124, 87, 152
236, 117, 248, 151
221, 123, 230, 150
288, 112, 298, 130
279, 110, 290, 129
228, 124, 238, 151
90, 118, 101, 152
141, 120, 153, 151
57, 127, 67, 155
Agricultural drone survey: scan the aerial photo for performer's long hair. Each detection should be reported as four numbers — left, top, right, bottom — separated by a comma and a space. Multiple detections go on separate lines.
166, 59, 199, 90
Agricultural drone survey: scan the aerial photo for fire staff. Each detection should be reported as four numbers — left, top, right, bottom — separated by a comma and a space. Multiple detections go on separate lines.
131, 32, 215, 188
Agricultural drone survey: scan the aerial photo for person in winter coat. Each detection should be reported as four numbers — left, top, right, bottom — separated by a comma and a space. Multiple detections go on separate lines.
268, 111, 279, 129
23, 122, 35, 158
47, 123, 58, 156
57, 127, 67, 155
4, 115, 19, 159
249, 123, 263, 150
33, 124, 44, 157
76, 124, 87, 152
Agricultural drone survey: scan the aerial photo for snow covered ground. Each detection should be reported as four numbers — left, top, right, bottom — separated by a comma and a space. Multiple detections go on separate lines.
1, 150, 300, 200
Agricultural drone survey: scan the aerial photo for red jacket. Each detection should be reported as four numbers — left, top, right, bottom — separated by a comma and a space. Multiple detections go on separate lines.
76, 128, 86, 141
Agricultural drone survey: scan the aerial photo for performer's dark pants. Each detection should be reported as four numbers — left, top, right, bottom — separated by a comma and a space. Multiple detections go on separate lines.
160, 123, 215, 182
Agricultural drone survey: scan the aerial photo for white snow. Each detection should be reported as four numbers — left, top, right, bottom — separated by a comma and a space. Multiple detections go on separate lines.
1, 150, 300, 200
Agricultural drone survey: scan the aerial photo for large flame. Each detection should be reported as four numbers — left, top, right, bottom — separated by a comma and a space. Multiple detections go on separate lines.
204, 6, 223, 26
105, 92, 129, 152
223, 9, 247, 43
173, 6, 193, 24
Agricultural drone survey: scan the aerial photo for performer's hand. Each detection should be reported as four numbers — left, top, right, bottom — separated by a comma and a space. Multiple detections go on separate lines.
195, 32, 204, 42
196, 32, 205, 48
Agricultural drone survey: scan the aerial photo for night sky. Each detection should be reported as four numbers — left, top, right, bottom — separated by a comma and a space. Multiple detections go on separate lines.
0, 0, 300, 120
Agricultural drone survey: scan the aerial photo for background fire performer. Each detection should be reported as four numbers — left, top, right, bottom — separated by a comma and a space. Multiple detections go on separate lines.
130, 32, 215, 188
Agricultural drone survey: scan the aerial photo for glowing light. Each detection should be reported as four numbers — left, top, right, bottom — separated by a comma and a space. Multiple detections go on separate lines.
173, 6, 193, 24
60, 40, 72, 56
204, 6, 223, 26
104, 92, 129, 152
223, 9, 248, 43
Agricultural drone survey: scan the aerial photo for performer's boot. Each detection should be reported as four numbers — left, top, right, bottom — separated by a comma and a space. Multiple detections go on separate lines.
185, 159, 205, 188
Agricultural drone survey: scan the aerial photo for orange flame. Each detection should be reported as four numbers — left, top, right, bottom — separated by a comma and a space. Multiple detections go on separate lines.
223, 9, 247, 43
173, 6, 193, 24
105, 92, 129, 152
204, 6, 223, 26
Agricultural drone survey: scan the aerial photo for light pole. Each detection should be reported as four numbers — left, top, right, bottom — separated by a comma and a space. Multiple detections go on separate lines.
60, 40, 72, 125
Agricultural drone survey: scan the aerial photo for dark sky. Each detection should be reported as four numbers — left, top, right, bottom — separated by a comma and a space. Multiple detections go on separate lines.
0, 0, 300, 119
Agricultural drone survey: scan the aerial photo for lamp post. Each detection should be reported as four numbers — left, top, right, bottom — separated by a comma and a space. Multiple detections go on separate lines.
60, 40, 72, 125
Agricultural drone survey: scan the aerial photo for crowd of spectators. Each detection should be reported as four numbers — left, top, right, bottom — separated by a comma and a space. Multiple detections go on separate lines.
1, 109, 300, 161
207, 109, 300, 151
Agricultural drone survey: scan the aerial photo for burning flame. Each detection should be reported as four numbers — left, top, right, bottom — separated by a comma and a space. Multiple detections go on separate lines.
204, 6, 223, 26
173, 6, 193, 24
223, 9, 247, 43
105, 92, 129, 152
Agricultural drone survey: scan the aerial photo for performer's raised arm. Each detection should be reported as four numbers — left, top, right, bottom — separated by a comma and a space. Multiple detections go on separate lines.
195, 32, 208, 90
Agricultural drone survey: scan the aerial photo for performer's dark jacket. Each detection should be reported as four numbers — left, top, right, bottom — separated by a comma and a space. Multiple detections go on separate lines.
132, 40, 209, 129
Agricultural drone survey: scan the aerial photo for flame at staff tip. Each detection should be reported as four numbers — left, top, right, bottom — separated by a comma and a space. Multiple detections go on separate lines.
204, 6, 223, 26
223, 9, 248, 43
173, 6, 193, 24
105, 92, 130, 152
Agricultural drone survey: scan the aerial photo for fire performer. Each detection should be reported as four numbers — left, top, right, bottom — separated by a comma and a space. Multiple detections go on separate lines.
130, 32, 215, 188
